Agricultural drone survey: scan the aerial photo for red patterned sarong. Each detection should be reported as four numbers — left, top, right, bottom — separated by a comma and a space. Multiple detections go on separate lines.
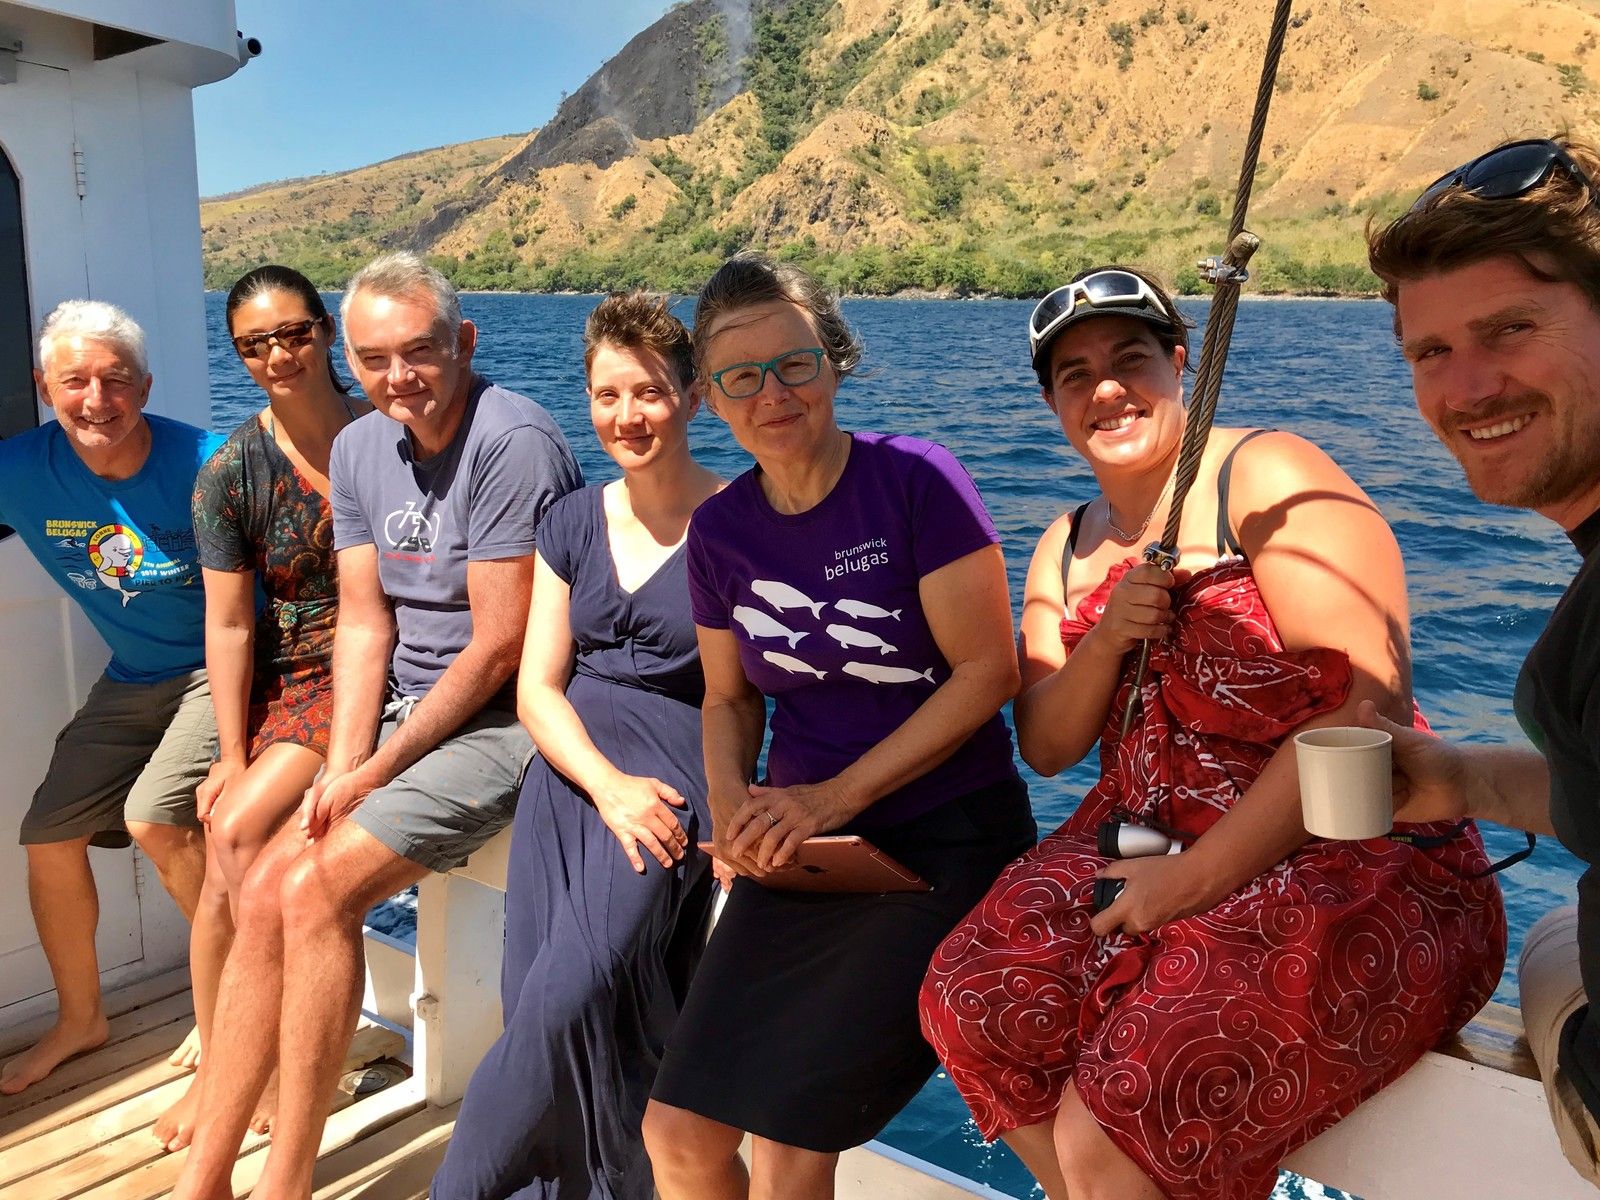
920, 559, 1506, 1199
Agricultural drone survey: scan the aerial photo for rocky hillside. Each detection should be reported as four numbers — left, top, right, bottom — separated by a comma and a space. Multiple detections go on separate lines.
201, 0, 1600, 296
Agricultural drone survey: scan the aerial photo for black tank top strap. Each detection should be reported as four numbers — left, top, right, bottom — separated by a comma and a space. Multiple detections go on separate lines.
1061, 501, 1092, 590
1215, 429, 1274, 558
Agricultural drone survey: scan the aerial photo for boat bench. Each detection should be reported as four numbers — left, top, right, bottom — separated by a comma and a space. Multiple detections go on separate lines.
366, 830, 1595, 1200
1284, 1001, 1591, 1199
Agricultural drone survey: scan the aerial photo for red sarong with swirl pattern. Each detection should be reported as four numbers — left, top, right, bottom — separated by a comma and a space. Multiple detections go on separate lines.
919, 558, 1506, 1199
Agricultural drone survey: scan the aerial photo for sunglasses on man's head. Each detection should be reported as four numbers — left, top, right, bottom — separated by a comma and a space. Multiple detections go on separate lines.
1028, 270, 1171, 363
232, 318, 321, 360
1411, 138, 1600, 213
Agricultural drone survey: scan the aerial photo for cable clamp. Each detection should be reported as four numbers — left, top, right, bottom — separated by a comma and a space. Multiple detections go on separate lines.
1142, 542, 1178, 570
1198, 257, 1250, 286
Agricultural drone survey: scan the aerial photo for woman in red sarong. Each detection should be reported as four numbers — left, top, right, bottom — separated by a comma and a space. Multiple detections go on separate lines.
918, 266, 1507, 1200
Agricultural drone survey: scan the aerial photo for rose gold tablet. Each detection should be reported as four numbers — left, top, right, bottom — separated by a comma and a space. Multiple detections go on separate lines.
696, 835, 932, 893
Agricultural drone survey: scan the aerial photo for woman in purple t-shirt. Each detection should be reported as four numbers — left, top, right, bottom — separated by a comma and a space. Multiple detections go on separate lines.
642, 256, 1036, 1197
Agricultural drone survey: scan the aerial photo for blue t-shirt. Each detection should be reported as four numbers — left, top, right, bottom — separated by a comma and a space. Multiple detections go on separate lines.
0, 413, 223, 683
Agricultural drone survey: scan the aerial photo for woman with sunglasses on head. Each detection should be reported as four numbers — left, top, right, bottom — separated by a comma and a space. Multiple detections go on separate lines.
430, 293, 722, 1200
641, 255, 1036, 1200
919, 266, 1507, 1200
156, 266, 368, 1152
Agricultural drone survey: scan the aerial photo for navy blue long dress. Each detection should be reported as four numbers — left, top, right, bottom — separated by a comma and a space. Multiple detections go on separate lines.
432, 485, 715, 1200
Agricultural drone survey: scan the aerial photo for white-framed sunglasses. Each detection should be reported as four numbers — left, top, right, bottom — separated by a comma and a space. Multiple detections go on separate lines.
1028, 270, 1173, 366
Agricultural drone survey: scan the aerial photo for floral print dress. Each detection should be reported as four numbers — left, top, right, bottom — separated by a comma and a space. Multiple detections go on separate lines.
919, 557, 1507, 1200
192, 415, 340, 755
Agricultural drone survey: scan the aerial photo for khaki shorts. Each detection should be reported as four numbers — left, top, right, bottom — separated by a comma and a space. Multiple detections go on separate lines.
347, 700, 532, 874
20, 670, 215, 849
1520, 905, 1600, 1187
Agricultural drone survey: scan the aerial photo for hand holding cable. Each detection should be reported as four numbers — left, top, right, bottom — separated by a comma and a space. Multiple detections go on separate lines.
1089, 561, 1178, 656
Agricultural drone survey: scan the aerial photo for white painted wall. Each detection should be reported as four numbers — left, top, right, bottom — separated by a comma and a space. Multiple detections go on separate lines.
1, 2, 229, 428
5, 0, 239, 84
0, 0, 240, 1016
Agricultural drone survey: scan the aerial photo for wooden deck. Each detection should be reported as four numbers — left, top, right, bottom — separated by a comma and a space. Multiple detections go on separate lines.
1441, 999, 1539, 1078
0, 970, 459, 1200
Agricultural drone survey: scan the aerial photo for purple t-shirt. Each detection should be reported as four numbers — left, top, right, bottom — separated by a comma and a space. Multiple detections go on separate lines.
687, 431, 1017, 828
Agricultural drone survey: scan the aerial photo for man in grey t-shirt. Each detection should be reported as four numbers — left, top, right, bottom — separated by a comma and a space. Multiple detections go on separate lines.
175, 253, 581, 1199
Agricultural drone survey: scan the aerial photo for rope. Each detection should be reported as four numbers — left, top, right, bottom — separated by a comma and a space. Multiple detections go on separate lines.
1117, 0, 1296, 739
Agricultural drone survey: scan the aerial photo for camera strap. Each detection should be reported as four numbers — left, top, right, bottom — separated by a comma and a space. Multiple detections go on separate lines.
1385, 820, 1537, 879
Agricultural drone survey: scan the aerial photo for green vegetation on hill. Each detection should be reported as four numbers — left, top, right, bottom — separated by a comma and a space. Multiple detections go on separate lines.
415, 195, 1406, 297
201, 0, 1600, 299
202, 175, 1408, 299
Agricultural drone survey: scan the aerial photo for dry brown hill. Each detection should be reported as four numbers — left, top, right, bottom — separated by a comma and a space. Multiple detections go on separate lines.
200, 0, 1600, 295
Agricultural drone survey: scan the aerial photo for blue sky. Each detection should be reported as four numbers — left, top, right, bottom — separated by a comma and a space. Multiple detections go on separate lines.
193, 0, 675, 197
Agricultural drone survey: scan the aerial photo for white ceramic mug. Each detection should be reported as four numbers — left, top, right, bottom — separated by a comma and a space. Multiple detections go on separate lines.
1295, 726, 1393, 840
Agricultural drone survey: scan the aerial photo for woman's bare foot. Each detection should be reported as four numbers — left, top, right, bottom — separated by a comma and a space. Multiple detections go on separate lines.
248, 1070, 278, 1136
0, 1013, 110, 1094
167, 1023, 202, 1070
153, 1074, 202, 1151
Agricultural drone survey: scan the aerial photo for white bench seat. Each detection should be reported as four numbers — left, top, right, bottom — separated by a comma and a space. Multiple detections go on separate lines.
1284, 1002, 1586, 1199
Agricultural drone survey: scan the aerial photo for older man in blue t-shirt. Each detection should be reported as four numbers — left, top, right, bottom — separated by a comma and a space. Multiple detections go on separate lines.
174, 253, 582, 1200
0, 300, 221, 1095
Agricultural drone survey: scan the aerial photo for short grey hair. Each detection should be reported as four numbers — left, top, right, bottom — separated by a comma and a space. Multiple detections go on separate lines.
341, 252, 462, 350
37, 300, 149, 376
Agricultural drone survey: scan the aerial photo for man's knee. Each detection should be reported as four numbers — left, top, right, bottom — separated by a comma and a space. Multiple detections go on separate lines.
1522, 905, 1584, 1032
128, 820, 202, 864
233, 829, 303, 933
278, 848, 368, 936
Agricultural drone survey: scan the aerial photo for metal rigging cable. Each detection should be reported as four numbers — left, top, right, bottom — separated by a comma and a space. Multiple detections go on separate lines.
1118, 0, 1298, 738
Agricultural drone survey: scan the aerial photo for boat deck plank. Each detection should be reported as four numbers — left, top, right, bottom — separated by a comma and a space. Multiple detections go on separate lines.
0, 970, 191, 1061
1441, 1000, 1537, 1079
0, 977, 415, 1200
0, 1074, 190, 1187
0, 1045, 189, 1151
0, 1011, 193, 1117
309, 1101, 457, 1200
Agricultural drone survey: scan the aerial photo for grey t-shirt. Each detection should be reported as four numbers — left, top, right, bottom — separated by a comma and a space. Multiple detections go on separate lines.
330, 375, 582, 701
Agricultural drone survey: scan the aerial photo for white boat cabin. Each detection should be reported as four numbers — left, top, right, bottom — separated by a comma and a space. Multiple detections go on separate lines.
0, 0, 245, 1027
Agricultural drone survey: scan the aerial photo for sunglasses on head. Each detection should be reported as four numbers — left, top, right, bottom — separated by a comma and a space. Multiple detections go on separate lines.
232, 317, 322, 360
1411, 138, 1600, 213
1028, 270, 1173, 366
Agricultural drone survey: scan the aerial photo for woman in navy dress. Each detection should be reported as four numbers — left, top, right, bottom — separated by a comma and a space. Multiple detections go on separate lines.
432, 293, 723, 1200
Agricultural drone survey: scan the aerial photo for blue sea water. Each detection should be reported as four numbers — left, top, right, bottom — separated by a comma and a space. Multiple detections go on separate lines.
206, 292, 1578, 1200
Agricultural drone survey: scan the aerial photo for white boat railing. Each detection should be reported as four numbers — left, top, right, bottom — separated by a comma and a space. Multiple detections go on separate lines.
360, 831, 1595, 1200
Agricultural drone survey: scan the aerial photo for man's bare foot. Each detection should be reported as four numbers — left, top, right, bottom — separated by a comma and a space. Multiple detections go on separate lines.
153, 1074, 202, 1151
167, 1024, 202, 1070
0, 1013, 110, 1094
248, 1070, 278, 1136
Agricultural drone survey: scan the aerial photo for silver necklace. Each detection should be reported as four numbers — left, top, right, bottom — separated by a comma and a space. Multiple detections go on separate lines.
1104, 469, 1175, 544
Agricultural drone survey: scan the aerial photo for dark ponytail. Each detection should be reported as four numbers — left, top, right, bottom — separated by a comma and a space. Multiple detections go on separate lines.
225, 264, 352, 395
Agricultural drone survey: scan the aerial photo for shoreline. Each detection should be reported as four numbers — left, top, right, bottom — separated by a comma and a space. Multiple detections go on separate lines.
230, 286, 1384, 303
